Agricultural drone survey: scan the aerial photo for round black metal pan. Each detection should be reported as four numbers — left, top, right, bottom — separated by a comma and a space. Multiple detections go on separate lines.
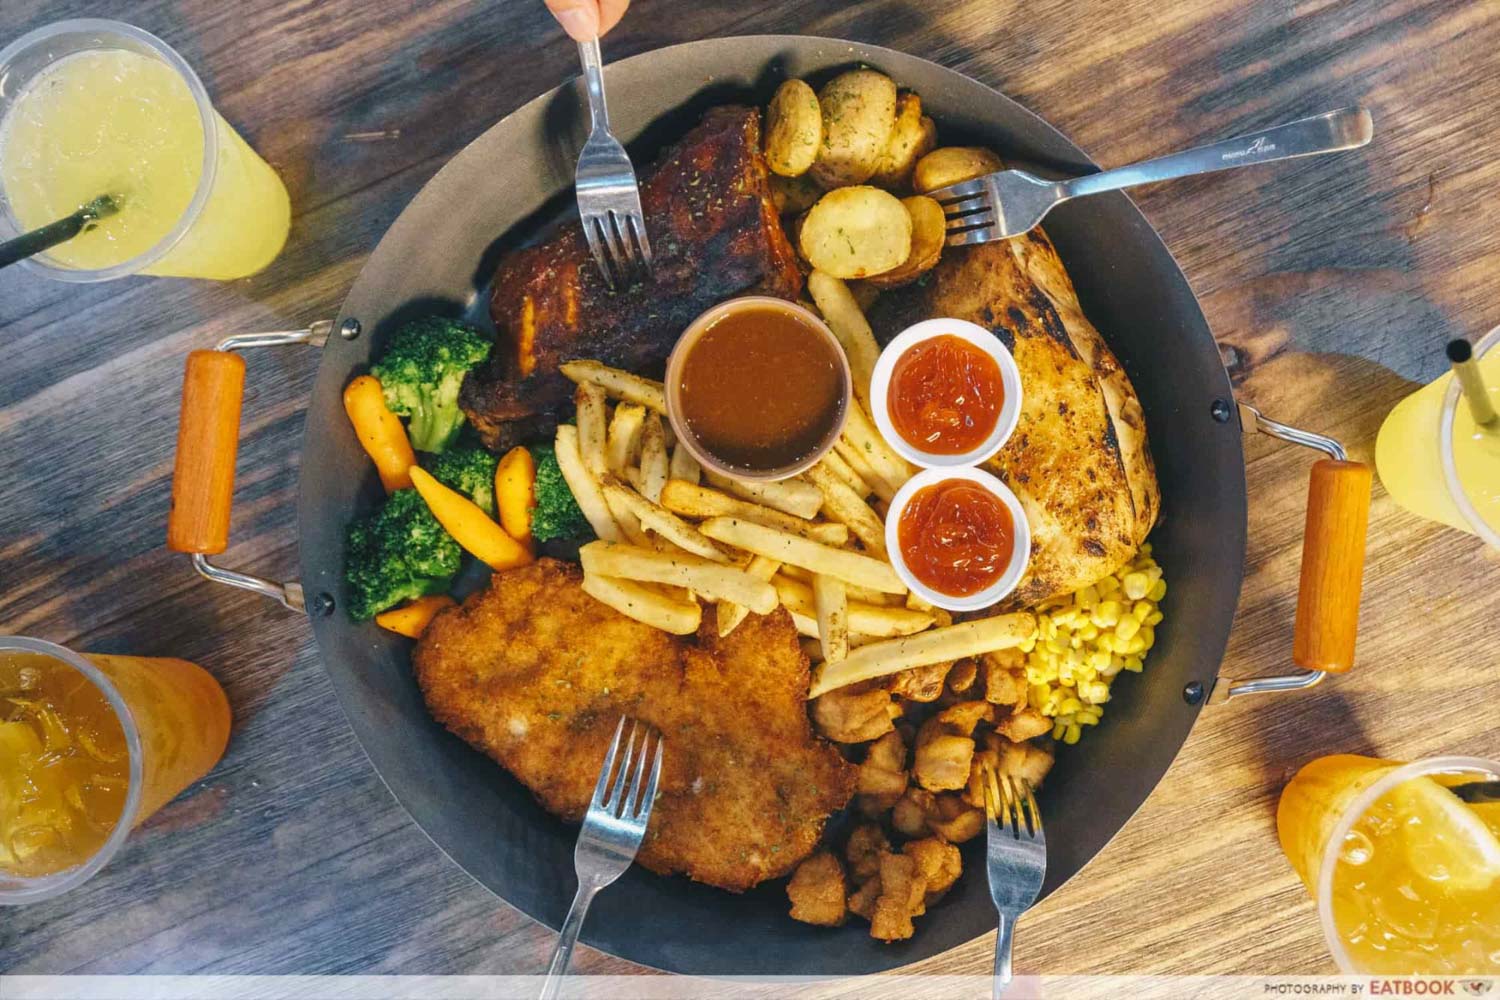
295, 35, 1247, 976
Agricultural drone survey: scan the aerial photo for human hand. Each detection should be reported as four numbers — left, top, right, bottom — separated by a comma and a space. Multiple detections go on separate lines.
544, 0, 630, 42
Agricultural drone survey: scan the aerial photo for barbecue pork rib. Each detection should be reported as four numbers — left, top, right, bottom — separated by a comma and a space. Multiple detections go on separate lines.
462, 106, 803, 450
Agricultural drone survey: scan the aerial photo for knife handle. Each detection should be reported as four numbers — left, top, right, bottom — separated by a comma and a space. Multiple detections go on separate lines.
168, 350, 246, 555
1293, 459, 1372, 673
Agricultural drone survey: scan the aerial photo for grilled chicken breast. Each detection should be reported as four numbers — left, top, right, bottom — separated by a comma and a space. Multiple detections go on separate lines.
462, 106, 802, 450
413, 559, 856, 892
869, 231, 1159, 608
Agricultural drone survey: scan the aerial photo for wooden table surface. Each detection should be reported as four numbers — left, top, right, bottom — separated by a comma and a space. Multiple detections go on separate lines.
3, 0, 1498, 981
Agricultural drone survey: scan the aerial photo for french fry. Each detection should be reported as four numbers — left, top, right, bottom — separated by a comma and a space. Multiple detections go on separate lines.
624, 465, 645, 492
843, 400, 915, 494
669, 442, 701, 485
717, 554, 782, 636
808, 270, 881, 411
581, 541, 776, 614
602, 479, 728, 562
819, 450, 870, 498
808, 614, 1037, 698
604, 489, 652, 547
700, 517, 905, 593
639, 413, 669, 503
560, 360, 667, 413
554, 425, 620, 542
803, 464, 887, 557
606, 403, 646, 477
813, 574, 849, 664
575, 382, 609, 479
778, 563, 903, 606
581, 573, 701, 635
658, 479, 849, 545
834, 438, 895, 503
702, 469, 824, 520
773, 575, 934, 637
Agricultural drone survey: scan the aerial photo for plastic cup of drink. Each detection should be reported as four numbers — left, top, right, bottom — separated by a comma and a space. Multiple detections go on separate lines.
0, 19, 291, 281
0, 636, 231, 905
1375, 325, 1500, 549
1277, 754, 1500, 974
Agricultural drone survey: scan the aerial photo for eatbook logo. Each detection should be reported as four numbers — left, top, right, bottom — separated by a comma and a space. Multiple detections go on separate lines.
1462, 982, 1493, 997
1222, 136, 1277, 161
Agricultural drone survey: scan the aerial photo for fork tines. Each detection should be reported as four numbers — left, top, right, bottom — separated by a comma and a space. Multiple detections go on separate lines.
930, 177, 999, 246
983, 766, 1042, 839
582, 209, 653, 292
591, 716, 664, 821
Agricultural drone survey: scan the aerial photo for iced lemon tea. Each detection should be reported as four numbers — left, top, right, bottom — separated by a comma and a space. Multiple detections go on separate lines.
1278, 754, 1500, 974
0, 638, 230, 901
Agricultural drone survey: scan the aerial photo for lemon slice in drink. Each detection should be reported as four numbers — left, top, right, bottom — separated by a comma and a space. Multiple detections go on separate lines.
1390, 776, 1500, 892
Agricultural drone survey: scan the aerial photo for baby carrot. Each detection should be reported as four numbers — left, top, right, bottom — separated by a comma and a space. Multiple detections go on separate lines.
410, 466, 534, 571
374, 594, 455, 638
495, 445, 536, 547
343, 375, 415, 493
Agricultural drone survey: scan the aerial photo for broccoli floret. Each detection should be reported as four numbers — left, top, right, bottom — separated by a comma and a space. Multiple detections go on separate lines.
344, 489, 462, 620
422, 446, 498, 516
370, 317, 492, 454
529, 443, 593, 543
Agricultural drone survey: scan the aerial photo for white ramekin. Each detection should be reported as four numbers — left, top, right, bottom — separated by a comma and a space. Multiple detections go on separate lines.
884, 466, 1031, 612
868, 317, 1023, 468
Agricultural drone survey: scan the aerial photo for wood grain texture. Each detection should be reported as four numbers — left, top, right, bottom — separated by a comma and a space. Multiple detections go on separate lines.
3, 0, 1499, 980
1293, 459, 1371, 673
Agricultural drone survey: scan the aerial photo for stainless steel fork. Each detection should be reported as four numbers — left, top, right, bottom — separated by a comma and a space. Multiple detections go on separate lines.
539, 718, 663, 1000
574, 38, 653, 289
933, 106, 1373, 245
982, 769, 1047, 1000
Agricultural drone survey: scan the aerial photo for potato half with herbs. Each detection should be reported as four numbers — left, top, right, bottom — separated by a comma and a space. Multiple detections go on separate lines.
912, 146, 1004, 195
867, 195, 945, 288
871, 92, 938, 189
810, 69, 898, 188
799, 185, 912, 279
764, 79, 823, 177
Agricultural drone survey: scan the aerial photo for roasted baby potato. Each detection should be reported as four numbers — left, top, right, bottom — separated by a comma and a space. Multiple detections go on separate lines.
799, 185, 912, 280
912, 146, 1005, 195
867, 194, 945, 288
770, 173, 822, 215
787, 851, 848, 926
871, 91, 938, 189
810, 69, 898, 188
764, 79, 823, 177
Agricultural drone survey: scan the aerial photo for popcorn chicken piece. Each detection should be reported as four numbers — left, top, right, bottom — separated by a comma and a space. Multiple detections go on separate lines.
848, 872, 882, 921
812, 682, 898, 743
845, 822, 891, 883
870, 852, 927, 942
914, 717, 975, 792
983, 651, 1028, 709
889, 660, 951, 702
963, 747, 1001, 809
935, 699, 994, 735
997, 738, 1055, 789
891, 786, 937, 838
929, 793, 984, 843
903, 837, 962, 904
946, 657, 978, 695
787, 851, 847, 926
857, 729, 908, 814
996, 707, 1053, 743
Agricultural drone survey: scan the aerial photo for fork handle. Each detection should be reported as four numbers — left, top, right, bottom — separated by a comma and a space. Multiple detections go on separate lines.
1061, 106, 1373, 201
577, 38, 610, 135
993, 912, 1014, 999
539, 883, 598, 1000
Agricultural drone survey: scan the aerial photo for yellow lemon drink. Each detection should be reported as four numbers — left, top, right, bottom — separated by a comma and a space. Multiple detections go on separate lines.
0, 637, 231, 905
0, 20, 289, 281
1376, 325, 1500, 547
1278, 754, 1500, 974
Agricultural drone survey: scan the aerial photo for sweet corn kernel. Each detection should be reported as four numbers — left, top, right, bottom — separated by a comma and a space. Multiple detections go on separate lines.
1063, 723, 1082, 745
1148, 579, 1167, 602
1114, 616, 1141, 641
1132, 600, 1153, 622
1122, 572, 1149, 600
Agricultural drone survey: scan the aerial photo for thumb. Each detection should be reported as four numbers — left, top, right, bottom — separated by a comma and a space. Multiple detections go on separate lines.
544, 0, 601, 41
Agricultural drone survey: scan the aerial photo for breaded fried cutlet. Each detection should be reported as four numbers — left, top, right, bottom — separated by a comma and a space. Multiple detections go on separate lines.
413, 558, 856, 892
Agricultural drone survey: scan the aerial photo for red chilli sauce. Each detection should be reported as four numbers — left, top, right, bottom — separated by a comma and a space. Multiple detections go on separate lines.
897, 479, 1015, 597
888, 334, 1003, 454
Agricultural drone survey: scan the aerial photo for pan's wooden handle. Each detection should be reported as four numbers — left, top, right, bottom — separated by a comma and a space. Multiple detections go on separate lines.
168, 350, 246, 555
1292, 459, 1372, 673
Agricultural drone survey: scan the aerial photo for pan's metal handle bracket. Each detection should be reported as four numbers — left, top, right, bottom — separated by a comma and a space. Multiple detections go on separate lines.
1208, 402, 1348, 704
176, 320, 340, 615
